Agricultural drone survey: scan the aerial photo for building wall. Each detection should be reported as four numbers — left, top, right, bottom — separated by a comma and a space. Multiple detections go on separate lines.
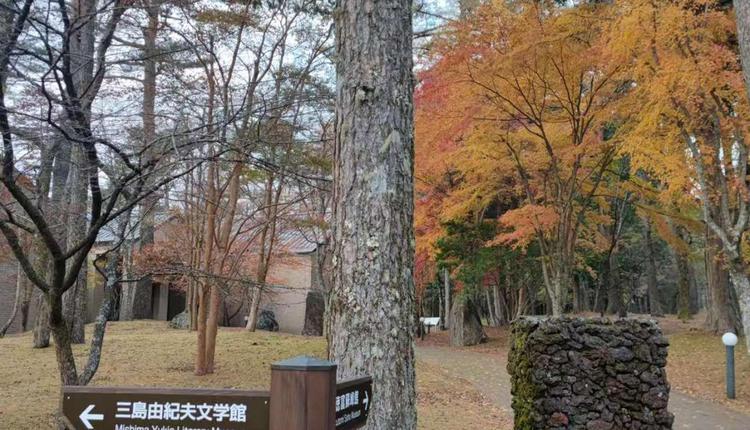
0, 260, 40, 335
261, 253, 313, 334
0, 260, 20, 333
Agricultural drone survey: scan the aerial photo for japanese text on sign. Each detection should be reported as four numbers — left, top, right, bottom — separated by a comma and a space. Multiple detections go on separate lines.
114, 401, 247, 422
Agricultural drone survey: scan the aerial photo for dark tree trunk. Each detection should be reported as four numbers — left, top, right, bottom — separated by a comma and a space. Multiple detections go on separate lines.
328, 0, 417, 427
64, 146, 89, 344
493, 283, 508, 325
675, 227, 693, 321
443, 267, 450, 329
605, 254, 624, 316
645, 218, 664, 316
675, 253, 692, 321
450, 298, 486, 346
704, 229, 743, 333
33, 292, 50, 348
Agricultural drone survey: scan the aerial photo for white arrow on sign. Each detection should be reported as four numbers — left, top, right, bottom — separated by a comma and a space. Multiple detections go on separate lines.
79, 404, 104, 430
363, 391, 369, 411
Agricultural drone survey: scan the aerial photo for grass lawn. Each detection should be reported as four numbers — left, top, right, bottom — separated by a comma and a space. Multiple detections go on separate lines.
0, 321, 507, 429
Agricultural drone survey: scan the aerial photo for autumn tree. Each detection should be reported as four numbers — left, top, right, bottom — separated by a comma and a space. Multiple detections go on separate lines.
416, 2, 622, 315
611, 0, 750, 347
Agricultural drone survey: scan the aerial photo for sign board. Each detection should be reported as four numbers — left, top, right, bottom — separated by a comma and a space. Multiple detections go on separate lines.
62, 386, 270, 430
334, 377, 372, 430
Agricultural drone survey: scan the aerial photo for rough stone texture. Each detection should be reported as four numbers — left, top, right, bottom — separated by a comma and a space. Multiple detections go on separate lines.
257, 309, 279, 332
508, 317, 674, 430
302, 290, 324, 336
450, 298, 487, 347
168, 310, 189, 329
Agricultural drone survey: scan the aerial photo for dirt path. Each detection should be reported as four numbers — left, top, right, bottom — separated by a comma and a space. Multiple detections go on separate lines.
416, 345, 750, 430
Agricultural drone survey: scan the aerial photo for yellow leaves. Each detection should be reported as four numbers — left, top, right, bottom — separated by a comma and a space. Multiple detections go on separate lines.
608, 0, 750, 215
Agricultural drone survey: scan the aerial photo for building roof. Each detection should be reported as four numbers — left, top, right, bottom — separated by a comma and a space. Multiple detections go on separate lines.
276, 230, 318, 254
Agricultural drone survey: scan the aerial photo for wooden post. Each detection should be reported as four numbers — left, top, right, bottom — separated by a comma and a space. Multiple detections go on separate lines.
269, 356, 337, 430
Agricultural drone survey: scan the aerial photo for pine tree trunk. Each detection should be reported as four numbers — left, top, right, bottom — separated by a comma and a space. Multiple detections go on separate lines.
132, 0, 161, 321
329, 0, 417, 428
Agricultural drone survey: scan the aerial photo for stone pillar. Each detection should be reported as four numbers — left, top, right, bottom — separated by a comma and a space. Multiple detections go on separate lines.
508, 317, 674, 429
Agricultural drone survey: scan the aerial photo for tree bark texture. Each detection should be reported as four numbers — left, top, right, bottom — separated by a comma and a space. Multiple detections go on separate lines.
329, 0, 417, 428
735, 0, 750, 106
727, 260, 750, 351
0, 261, 24, 336
449, 297, 486, 347
64, 147, 89, 344
704, 229, 742, 333
675, 251, 692, 321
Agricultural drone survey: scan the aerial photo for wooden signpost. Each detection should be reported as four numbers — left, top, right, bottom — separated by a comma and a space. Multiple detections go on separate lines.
61, 356, 372, 430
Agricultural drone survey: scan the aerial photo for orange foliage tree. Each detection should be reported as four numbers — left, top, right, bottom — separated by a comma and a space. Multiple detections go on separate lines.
415, 1, 623, 315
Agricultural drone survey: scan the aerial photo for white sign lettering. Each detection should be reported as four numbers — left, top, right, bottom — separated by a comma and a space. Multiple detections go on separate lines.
112, 401, 247, 423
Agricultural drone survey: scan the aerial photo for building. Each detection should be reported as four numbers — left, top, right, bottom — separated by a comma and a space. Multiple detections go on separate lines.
0, 215, 325, 336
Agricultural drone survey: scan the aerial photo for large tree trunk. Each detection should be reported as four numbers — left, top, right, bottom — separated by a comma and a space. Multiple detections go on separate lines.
128, 0, 161, 321
61, 0, 97, 344
704, 230, 742, 333
727, 261, 750, 352
449, 298, 486, 347
63, 146, 89, 344
328, 0, 417, 428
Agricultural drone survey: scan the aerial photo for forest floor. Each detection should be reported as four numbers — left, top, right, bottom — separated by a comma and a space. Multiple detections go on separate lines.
416, 313, 750, 429
0, 321, 508, 429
